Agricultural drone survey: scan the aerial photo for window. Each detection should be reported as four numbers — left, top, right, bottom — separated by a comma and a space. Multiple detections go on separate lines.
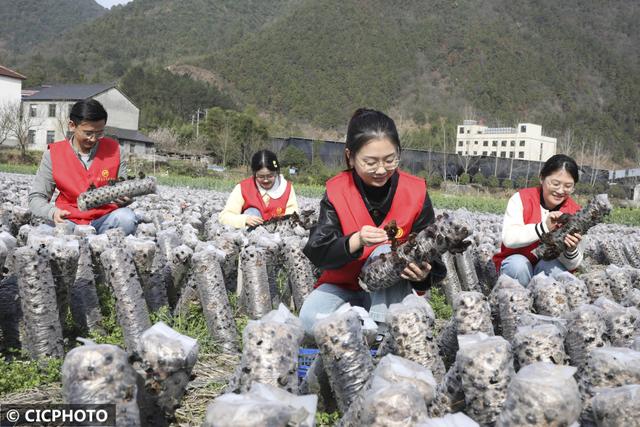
46, 130, 55, 144
501, 140, 507, 147
459, 127, 464, 134
48, 104, 56, 117
28, 130, 36, 144
490, 152, 496, 157
482, 151, 488, 156
509, 152, 514, 158
473, 151, 477, 155
510, 140, 515, 146
467, 130, 470, 134
520, 125, 527, 132
457, 151, 463, 155
129, 143, 135, 154
500, 152, 506, 158
483, 141, 488, 146
518, 152, 525, 159
29, 104, 37, 117
492, 141, 498, 147
520, 140, 525, 146
474, 141, 478, 145
458, 141, 463, 147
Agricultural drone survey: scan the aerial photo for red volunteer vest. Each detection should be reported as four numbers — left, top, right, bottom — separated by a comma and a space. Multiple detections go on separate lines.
240, 176, 292, 220
492, 186, 581, 272
316, 170, 427, 291
50, 138, 120, 225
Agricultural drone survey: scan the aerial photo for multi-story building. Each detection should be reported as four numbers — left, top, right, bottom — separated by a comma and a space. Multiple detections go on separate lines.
0, 64, 27, 146
21, 83, 154, 156
456, 120, 556, 162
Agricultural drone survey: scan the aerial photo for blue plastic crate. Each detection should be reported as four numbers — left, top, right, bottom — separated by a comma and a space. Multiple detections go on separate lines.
297, 348, 377, 381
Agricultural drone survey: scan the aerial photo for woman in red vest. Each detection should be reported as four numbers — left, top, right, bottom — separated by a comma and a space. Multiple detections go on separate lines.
219, 150, 299, 228
28, 99, 137, 235
300, 109, 446, 335
492, 154, 583, 286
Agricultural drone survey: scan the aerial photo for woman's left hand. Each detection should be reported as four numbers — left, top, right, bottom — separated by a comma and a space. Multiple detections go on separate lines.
114, 196, 132, 207
564, 232, 582, 250
401, 261, 432, 282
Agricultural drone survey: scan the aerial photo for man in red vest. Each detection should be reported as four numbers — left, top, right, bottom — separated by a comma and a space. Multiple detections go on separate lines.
28, 99, 137, 235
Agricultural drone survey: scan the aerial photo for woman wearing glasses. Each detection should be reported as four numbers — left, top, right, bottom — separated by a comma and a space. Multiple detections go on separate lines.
28, 99, 137, 235
299, 109, 446, 334
219, 149, 299, 228
493, 154, 583, 286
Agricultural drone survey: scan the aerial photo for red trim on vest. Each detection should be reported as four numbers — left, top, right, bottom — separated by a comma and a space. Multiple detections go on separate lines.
492, 186, 581, 272
316, 170, 427, 291
50, 138, 120, 225
240, 177, 292, 220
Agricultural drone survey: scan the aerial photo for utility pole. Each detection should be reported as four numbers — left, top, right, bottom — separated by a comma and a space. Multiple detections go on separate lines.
441, 118, 447, 182
195, 108, 201, 138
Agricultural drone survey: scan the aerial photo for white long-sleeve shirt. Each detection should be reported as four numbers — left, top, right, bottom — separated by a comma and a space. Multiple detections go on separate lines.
218, 176, 298, 228
501, 192, 583, 270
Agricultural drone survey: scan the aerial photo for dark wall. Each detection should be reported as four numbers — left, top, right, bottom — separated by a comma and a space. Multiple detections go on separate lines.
271, 137, 609, 183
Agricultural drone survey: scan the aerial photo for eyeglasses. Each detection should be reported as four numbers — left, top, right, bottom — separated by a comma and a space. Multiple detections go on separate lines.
356, 155, 400, 174
545, 178, 575, 194
255, 173, 276, 181
79, 130, 105, 140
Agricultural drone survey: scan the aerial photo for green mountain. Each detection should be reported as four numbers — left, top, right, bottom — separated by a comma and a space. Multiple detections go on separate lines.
6, 0, 640, 161
0, 0, 105, 54
203, 0, 640, 159
15, 0, 302, 82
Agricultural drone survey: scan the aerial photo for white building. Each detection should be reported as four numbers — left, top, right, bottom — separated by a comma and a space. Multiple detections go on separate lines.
456, 120, 556, 162
0, 64, 27, 146
20, 84, 154, 156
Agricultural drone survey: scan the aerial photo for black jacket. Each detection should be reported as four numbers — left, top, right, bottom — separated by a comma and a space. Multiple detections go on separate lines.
303, 170, 447, 291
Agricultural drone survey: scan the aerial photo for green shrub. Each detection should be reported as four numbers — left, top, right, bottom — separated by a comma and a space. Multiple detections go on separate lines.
501, 178, 514, 189
427, 174, 443, 188
472, 172, 486, 186
515, 176, 529, 189
487, 176, 500, 188
459, 173, 471, 185
279, 145, 309, 169
608, 184, 628, 200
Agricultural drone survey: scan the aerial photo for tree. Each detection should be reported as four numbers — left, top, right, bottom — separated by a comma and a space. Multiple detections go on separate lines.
148, 127, 180, 152
1, 102, 42, 159
0, 104, 13, 146
280, 146, 309, 169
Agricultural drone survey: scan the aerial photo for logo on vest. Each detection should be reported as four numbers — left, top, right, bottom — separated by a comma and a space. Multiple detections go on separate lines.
101, 169, 109, 178
275, 207, 284, 216
395, 227, 404, 239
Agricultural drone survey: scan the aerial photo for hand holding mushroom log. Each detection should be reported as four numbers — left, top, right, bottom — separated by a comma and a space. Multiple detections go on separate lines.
533, 194, 611, 260
358, 214, 471, 292
77, 176, 157, 211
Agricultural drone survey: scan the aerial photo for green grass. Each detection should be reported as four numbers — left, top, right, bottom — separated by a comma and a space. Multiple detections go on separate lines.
0, 356, 63, 395
429, 287, 453, 320
0, 163, 38, 174
316, 411, 340, 427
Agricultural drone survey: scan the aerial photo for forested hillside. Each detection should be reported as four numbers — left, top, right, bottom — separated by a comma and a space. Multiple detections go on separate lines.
0, 0, 105, 54
3, 0, 639, 162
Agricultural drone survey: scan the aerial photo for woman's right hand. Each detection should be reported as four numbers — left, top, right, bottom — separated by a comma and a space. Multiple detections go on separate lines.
53, 208, 70, 224
245, 215, 264, 227
356, 225, 389, 247
544, 211, 564, 233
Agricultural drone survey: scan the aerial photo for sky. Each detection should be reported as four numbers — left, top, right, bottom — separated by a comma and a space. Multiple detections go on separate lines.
95, 0, 133, 8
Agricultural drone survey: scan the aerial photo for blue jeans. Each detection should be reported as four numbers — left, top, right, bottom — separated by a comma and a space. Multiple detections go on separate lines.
243, 207, 262, 217
299, 244, 413, 334
500, 254, 567, 287
90, 207, 138, 236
